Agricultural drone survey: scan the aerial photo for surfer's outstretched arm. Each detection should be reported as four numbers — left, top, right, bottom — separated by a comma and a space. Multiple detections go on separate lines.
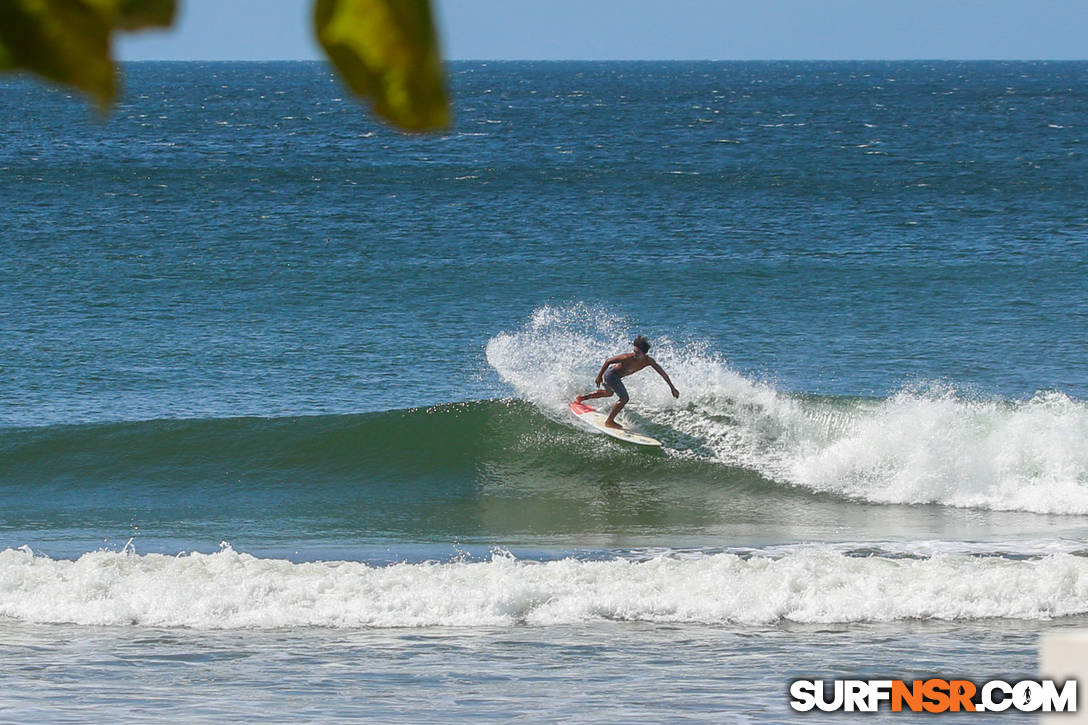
650, 359, 680, 399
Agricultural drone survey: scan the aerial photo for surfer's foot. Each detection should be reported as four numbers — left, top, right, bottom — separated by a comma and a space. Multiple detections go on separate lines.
575, 395, 585, 403
604, 420, 623, 430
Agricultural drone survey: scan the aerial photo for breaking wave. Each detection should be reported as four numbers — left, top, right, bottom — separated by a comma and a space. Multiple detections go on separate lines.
487, 305, 1088, 514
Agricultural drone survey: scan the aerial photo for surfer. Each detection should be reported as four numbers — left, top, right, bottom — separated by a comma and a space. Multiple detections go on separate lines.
575, 335, 679, 429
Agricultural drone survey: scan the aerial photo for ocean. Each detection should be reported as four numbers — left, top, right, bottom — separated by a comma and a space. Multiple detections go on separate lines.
2, 60, 1087, 722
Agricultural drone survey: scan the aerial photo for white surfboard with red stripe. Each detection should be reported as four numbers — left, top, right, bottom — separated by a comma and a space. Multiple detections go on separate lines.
568, 401, 662, 447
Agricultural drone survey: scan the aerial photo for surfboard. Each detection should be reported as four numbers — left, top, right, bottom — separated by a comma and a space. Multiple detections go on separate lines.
568, 401, 662, 447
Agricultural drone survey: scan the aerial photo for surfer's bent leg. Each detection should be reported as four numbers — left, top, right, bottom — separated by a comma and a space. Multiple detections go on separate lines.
578, 370, 624, 404
602, 370, 629, 428
576, 387, 613, 403
605, 398, 628, 428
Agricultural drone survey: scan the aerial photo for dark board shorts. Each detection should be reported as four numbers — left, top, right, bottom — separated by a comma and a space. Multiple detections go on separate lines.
602, 367, 629, 401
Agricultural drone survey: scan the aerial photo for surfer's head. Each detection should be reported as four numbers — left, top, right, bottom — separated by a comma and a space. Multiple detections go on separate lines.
633, 335, 650, 354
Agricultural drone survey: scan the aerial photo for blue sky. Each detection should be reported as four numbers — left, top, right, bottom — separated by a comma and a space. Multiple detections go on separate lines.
118, 0, 1088, 61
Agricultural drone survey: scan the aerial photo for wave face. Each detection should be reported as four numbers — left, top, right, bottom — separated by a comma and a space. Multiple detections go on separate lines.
0, 399, 713, 497
1, 399, 794, 549
487, 305, 1088, 514
0, 403, 501, 486
3, 545, 1087, 629
4, 304, 1087, 523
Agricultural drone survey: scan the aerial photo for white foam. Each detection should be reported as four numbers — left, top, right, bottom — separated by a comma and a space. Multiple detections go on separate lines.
487, 306, 1088, 514
3, 545, 1087, 629
788, 387, 1088, 513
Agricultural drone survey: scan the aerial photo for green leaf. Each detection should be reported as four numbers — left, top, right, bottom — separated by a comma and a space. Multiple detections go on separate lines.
315, 0, 450, 132
113, 0, 177, 30
0, 1, 115, 106
83, 0, 176, 29
0, 0, 176, 109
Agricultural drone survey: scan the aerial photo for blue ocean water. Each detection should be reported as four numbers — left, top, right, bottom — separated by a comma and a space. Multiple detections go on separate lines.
3, 61, 1088, 722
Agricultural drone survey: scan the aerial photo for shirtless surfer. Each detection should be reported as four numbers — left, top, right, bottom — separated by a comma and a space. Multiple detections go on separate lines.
575, 336, 679, 429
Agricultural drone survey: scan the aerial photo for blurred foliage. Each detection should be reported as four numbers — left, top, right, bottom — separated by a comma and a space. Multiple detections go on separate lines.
0, 0, 175, 108
0, 0, 449, 131
316, 0, 449, 131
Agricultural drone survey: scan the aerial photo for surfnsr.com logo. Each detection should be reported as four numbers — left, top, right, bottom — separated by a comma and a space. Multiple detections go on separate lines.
789, 678, 1077, 713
